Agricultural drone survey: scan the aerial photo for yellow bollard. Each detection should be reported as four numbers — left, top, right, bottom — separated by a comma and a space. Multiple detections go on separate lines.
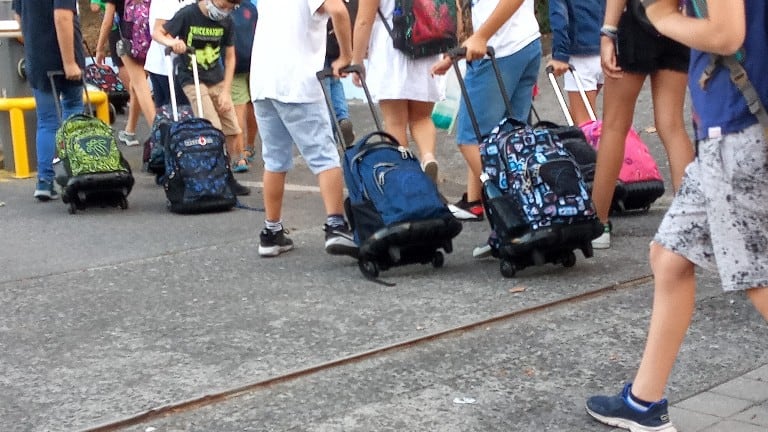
0, 89, 109, 178
9, 107, 30, 178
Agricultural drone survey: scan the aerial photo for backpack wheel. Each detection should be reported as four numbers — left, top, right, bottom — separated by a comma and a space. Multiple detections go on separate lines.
500, 260, 516, 278
68, 202, 77, 214
431, 251, 444, 268
359, 259, 379, 279
562, 251, 576, 268
119, 197, 128, 210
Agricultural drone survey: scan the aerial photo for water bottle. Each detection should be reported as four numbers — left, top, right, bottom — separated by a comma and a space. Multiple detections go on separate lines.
480, 173, 503, 199
431, 61, 464, 131
481, 173, 527, 236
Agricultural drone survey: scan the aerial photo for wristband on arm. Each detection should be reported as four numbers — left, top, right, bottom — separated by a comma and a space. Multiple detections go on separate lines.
600, 25, 618, 41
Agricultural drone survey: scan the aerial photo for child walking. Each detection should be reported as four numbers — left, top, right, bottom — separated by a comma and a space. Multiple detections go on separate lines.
249, 0, 358, 258
586, 1, 768, 430
154, 0, 245, 177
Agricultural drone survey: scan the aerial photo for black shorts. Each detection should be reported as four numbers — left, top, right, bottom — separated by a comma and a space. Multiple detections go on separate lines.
108, 28, 124, 68
616, 10, 689, 74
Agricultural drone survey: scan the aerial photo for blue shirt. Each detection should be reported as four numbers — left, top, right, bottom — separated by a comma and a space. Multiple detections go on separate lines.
548, 0, 604, 62
12, 0, 85, 92
687, 0, 768, 139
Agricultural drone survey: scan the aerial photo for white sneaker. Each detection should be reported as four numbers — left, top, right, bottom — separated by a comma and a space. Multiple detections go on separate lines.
591, 222, 612, 249
473, 244, 493, 258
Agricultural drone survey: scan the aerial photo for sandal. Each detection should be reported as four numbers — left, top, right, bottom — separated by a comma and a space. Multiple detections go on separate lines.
232, 157, 249, 173
243, 147, 257, 163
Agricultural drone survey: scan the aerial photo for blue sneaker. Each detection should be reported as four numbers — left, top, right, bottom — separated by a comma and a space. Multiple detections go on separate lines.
586, 383, 677, 431
33, 180, 59, 201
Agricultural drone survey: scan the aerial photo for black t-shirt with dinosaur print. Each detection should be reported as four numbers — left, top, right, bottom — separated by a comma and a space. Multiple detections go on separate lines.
163, 3, 235, 86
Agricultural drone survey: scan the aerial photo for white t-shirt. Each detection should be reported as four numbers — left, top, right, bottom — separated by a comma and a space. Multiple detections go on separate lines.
249, 0, 328, 103
144, 0, 198, 75
471, 0, 540, 58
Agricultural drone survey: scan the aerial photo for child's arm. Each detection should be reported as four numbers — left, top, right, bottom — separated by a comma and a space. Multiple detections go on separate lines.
94, 2, 116, 65
546, 0, 571, 76
351, 0, 377, 67
322, 0, 353, 76
222, 45, 236, 91
54, 7, 81, 80
600, 0, 626, 78
154, 15, 187, 54
463, 0, 524, 60
215, 44, 236, 113
644, 0, 744, 55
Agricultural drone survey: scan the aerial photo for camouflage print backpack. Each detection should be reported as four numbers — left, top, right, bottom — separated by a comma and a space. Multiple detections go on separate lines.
56, 114, 126, 177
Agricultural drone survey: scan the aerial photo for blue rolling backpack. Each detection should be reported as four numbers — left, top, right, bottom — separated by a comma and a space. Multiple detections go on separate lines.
317, 67, 462, 280
161, 49, 236, 214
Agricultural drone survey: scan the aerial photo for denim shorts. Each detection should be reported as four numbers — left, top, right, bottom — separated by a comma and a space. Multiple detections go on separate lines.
253, 98, 341, 174
455, 39, 541, 145
654, 124, 768, 292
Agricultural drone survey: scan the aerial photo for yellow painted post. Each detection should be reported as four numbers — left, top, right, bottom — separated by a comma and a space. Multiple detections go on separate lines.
0, 97, 36, 178
0, 90, 109, 178
9, 106, 30, 178
85, 90, 110, 124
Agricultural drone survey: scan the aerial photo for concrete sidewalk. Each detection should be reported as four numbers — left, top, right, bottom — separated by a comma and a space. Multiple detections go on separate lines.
0, 64, 766, 432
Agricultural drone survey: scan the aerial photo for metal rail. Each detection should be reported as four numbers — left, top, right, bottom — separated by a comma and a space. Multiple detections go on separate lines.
82, 274, 654, 432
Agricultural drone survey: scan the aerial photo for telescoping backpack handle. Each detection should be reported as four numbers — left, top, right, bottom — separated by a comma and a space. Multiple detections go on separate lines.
317, 65, 390, 150
47, 71, 95, 122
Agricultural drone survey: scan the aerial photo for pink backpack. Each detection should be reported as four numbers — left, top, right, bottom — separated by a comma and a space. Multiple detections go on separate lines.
580, 120, 664, 184
123, 0, 151, 61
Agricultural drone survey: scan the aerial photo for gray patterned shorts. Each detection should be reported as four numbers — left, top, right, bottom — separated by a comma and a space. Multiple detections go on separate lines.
654, 123, 768, 291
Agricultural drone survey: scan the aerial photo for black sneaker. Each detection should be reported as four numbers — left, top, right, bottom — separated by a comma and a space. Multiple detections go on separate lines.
323, 222, 358, 258
230, 179, 251, 196
586, 383, 676, 432
448, 193, 484, 221
259, 228, 294, 257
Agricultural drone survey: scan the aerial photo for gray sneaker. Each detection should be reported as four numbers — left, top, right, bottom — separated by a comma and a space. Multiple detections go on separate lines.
117, 130, 140, 146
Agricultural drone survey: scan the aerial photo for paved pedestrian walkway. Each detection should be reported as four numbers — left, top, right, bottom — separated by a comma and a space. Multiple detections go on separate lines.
669, 365, 768, 432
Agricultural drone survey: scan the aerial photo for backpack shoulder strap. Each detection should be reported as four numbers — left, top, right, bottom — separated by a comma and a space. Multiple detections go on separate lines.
721, 55, 768, 129
691, 0, 768, 131
377, 8, 394, 38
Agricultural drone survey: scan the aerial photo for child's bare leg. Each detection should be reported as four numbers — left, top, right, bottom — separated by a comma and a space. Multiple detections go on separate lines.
631, 242, 697, 401
566, 89, 599, 126
407, 100, 437, 161
459, 145, 482, 202
316, 167, 345, 216
263, 170, 286, 222
378, 99, 409, 147
592, 73, 645, 224
650, 69, 695, 193
746, 287, 768, 320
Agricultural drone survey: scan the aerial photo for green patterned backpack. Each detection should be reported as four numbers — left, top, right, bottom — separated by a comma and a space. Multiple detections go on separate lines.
55, 113, 125, 177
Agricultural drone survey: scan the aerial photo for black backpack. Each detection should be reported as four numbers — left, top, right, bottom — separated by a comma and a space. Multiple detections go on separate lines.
232, 1, 258, 74
326, 0, 358, 61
